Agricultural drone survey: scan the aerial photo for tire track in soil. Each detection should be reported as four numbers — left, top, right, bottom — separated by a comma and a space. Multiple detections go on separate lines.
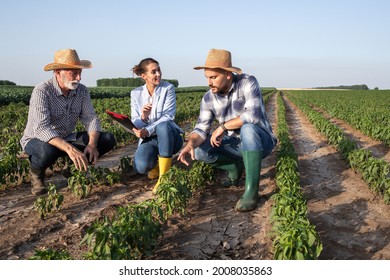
150, 93, 278, 260
282, 93, 390, 260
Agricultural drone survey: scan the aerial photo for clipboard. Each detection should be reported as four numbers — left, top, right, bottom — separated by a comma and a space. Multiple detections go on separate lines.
105, 110, 136, 134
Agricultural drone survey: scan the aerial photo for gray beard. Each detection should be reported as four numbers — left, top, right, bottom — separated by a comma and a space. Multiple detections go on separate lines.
65, 81, 79, 90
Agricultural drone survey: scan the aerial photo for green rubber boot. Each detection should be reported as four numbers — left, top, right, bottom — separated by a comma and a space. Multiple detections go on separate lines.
209, 154, 244, 187
235, 151, 262, 212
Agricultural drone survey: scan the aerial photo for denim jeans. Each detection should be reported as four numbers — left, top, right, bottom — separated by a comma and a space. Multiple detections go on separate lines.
194, 123, 275, 163
24, 131, 116, 170
133, 121, 183, 174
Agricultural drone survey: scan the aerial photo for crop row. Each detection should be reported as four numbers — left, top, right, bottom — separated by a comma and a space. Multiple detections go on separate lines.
270, 92, 323, 260
285, 91, 390, 204
30, 160, 214, 259
289, 90, 390, 147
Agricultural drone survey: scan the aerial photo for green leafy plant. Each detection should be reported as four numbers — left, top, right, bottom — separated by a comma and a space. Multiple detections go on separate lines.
81, 200, 164, 260
67, 165, 120, 199
155, 166, 192, 218
119, 155, 133, 172
34, 183, 64, 219
187, 160, 214, 192
270, 92, 323, 260
67, 167, 93, 199
29, 248, 71, 260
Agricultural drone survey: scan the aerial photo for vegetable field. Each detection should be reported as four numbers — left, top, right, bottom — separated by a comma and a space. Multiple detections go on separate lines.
0, 86, 389, 260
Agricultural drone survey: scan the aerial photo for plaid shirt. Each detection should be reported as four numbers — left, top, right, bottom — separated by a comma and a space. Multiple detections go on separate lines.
192, 74, 277, 144
20, 76, 102, 149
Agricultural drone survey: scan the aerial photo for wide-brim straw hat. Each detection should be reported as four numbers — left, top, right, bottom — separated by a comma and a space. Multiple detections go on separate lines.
44, 49, 92, 71
194, 49, 242, 74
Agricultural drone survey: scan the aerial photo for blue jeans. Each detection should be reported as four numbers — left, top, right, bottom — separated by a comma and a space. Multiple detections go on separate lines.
194, 123, 275, 163
24, 131, 116, 170
133, 121, 183, 174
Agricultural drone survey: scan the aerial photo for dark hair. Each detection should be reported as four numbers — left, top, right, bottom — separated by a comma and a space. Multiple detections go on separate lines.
132, 58, 159, 76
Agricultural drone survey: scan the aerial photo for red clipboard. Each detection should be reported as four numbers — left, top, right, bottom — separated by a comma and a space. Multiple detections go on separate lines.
105, 110, 136, 134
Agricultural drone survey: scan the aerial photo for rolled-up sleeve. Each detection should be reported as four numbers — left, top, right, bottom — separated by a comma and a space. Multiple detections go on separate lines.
192, 95, 214, 141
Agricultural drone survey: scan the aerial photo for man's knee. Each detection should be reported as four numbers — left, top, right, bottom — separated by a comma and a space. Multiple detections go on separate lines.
194, 147, 218, 164
31, 143, 62, 169
98, 132, 116, 154
240, 123, 257, 136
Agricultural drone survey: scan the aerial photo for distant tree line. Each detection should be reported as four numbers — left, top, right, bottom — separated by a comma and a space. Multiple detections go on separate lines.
0, 80, 16, 85
96, 77, 179, 87
314, 84, 369, 90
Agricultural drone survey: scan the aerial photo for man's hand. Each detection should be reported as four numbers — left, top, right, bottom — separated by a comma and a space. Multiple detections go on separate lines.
210, 126, 224, 147
84, 144, 99, 165
68, 146, 89, 171
178, 133, 204, 166
84, 131, 100, 165
49, 137, 89, 171
177, 144, 195, 166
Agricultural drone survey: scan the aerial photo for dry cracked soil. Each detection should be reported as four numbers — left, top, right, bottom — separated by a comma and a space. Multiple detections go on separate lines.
0, 92, 389, 260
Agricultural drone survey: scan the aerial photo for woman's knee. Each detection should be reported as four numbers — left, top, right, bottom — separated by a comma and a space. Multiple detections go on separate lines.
133, 158, 147, 174
155, 121, 171, 135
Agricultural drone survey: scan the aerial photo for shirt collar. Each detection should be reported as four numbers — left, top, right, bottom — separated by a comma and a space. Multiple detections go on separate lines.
142, 82, 161, 96
229, 74, 238, 94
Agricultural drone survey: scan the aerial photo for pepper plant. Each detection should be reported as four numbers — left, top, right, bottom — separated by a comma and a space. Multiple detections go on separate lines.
81, 200, 164, 260
34, 183, 64, 219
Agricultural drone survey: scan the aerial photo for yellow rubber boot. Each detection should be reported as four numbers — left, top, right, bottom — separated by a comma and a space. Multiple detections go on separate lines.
147, 163, 159, 179
152, 156, 172, 194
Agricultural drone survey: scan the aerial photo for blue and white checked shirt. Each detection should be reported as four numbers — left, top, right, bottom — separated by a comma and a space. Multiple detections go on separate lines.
192, 74, 277, 144
20, 76, 102, 150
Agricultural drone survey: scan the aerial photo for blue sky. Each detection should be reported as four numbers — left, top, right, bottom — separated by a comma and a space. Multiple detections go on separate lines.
1, 0, 389, 89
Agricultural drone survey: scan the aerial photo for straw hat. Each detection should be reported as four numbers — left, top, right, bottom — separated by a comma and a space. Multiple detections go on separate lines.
194, 49, 242, 74
44, 49, 92, 71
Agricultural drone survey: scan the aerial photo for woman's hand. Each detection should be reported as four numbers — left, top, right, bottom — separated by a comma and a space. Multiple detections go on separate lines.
141, 103, 152, 122
133, 127, 149, 139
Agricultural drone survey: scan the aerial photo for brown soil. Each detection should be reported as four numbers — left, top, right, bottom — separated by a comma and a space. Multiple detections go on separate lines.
0, 92, 389, 260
